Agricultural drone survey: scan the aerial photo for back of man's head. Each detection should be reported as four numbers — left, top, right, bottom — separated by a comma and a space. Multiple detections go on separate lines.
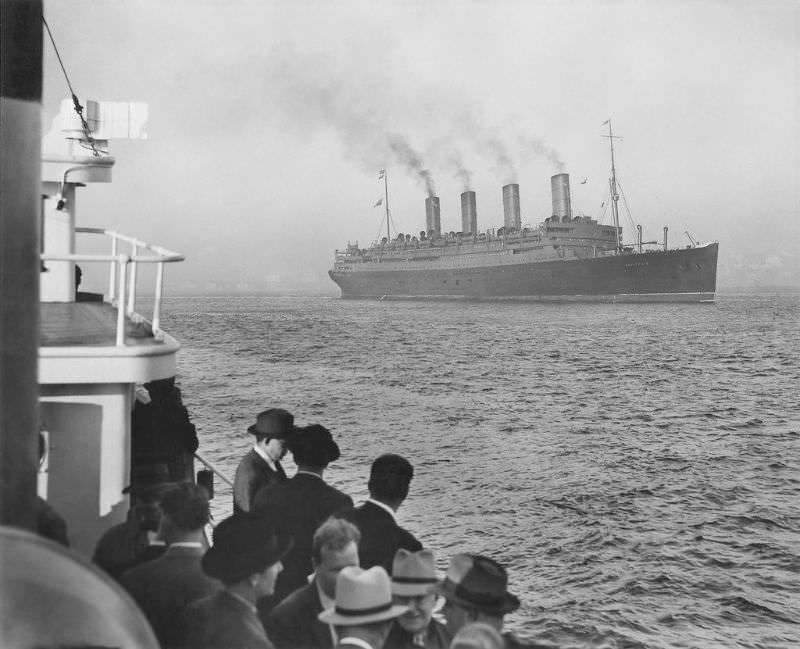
312, 517, 361, 565
159, 483, 210, 532
367, 454, 414, 504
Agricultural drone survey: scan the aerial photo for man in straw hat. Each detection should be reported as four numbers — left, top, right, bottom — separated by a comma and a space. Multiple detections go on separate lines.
318, 565, 408, 649
384, 549, 450, 649
253, 423, 353, 604
182, 514, 292, 649
433, 554, 534, 649
233, 408, 297, 515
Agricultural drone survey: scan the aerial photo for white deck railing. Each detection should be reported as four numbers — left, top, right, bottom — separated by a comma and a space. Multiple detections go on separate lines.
40, 228, 184, 346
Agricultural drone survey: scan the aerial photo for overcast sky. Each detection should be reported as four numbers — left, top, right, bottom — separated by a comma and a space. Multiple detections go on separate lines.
42, 0, 798, 294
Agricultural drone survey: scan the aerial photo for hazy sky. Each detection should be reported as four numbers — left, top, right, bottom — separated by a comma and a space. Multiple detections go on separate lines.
42, 0, 798, 294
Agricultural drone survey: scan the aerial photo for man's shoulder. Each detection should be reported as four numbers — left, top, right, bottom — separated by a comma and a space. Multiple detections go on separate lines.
270, 582, 319, 613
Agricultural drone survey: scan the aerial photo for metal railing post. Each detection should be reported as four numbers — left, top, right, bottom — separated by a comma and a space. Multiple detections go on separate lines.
108, 234, 118, 302
127, 244, 138, 315
152, 261, 165, 335
115, 255, 129, 346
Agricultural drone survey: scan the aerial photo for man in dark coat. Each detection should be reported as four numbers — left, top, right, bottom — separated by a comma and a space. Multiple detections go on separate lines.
336, 454, 422, 574
92, 463, 175, 580
121, 483, 220, 649
264, 517, 361, 649
434, 554, 541, 649
385, 549, 450, 649
252, 424, 353, 604
181, 514, 292, 649
233, 408, 296, 515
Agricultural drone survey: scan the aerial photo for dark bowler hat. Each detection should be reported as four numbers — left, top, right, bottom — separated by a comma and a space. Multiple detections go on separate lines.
288, 424, 341, 467
201, 514, 292, 584
122, 463, 176, 497
432, 554, 520, 615
247, 408, 297, 439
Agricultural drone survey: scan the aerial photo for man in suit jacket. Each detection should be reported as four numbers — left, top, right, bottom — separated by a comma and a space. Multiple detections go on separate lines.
264, 517, 361, 649
384, 549, 450, 649
252, 424, 353, 604
319, 566, 408, 649
336, 454, 422, 574
182, 514, 292, 649
122, 483, 220, 649
233, 409, 297, 515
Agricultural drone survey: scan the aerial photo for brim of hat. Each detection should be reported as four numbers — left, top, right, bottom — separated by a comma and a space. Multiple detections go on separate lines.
391, 581, 438, 597
318, 603, 408, 626
431, 581, 520, 615
246, 424, 301, 437
122, 481, 178, 497
202, 531, 293, 582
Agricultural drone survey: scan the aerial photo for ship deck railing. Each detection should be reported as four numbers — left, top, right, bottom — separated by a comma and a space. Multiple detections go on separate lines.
40, 227, 184, 346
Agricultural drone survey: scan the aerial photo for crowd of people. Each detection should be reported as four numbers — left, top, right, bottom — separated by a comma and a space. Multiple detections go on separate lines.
89, 408, 539, 649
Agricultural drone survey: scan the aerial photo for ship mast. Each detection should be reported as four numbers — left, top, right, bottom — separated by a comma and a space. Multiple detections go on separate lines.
604, 120, 623, 254
383, 169, 390, 241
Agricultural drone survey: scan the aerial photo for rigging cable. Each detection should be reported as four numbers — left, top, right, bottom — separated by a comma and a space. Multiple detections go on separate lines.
42, 16, 102, 157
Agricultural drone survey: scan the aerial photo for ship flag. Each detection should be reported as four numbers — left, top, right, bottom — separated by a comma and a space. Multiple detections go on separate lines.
378, 169, 385, 180
602, 119, 610, 125
373, 198, 383, 207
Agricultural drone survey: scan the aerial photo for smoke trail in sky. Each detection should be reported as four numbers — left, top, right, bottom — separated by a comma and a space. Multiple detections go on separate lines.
387, 134, 437, 197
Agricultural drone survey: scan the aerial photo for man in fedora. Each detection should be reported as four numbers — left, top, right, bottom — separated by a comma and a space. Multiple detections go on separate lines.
336, 454, 422, 574
92, 462, 176, 580
433, 554, 532, 649
182, 514, 292, 649
385, 549, 450, 649
318, 565, 408, 649
253, 424, 353, 604
265, 517, 361, 649
233, 408, 297, 515
122, 483, 220, 649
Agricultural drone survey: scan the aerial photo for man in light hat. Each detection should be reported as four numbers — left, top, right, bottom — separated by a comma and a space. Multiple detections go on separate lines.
233, 408, 296, 515
384, 549, 450, 649
318, 565, 408, 649
253, 423, 354, 604
182, 514, 292, 649
434, 554, 532, 649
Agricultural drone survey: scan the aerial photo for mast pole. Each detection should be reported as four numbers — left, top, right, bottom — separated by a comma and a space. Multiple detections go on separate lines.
384, 170, 390, 241
607, 120, 622, 254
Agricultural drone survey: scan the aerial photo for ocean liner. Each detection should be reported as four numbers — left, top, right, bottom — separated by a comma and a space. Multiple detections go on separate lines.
329, 125, 718, 302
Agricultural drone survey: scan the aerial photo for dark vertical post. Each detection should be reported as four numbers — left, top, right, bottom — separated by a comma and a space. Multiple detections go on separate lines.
0, 0, 43, 530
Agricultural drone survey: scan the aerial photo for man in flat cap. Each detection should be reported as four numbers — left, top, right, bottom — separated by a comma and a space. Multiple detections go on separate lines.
233, 408, 296, 515
122, 483, 220, 649
318, 565, 408, 649
434, 554, 536, 649
253, 423, 353, 604
385, 549, 450, 649
182, 514, 292, 649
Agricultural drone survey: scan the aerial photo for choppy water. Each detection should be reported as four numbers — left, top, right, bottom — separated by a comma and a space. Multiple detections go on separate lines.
159, 292, 800, 649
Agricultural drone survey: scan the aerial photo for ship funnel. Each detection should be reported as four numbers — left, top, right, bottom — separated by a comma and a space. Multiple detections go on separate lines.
502, 184, 521, 233
551, 173, 572, 220
425, 196, 441, 237
460, 191, 477, 234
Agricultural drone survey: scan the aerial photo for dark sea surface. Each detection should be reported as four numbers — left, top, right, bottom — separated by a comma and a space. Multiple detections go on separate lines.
159, 292, 800, 649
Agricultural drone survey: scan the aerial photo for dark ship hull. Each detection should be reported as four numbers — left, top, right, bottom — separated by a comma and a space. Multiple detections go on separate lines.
329, 242, 718, 302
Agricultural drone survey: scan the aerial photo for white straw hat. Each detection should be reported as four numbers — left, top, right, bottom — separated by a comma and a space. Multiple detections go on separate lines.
318, 566, 408, 626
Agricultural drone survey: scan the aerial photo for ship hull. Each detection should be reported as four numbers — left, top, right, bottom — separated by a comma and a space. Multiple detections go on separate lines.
329, 243, 718, 303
